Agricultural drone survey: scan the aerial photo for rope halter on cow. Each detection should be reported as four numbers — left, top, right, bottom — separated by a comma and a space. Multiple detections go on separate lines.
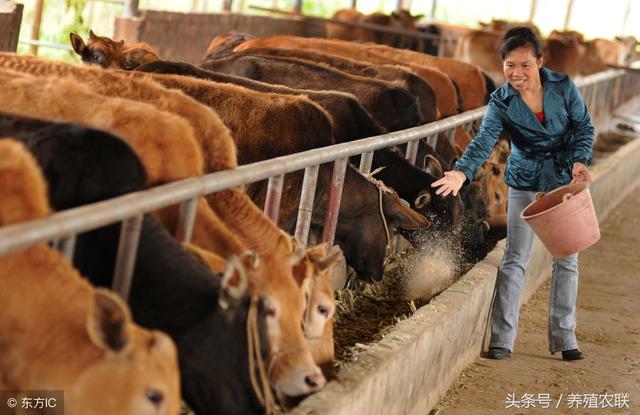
246, 294, 278, 415
365, 166, 393, 263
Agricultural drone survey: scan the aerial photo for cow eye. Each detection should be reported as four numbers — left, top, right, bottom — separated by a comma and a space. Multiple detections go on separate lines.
91, 51, 102, 62
265, 304, 277, 318
145, 388, 163, 406
317, 305, 330, 317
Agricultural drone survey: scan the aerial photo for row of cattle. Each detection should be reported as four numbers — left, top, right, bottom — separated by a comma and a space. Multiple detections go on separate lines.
0, 32, 510, 415
324, 10, 638, 84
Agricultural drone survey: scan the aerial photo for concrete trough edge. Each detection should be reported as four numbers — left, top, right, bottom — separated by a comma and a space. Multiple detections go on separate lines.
293, 136, 640, 415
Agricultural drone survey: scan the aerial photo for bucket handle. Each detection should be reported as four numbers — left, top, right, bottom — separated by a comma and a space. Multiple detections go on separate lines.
562, 193, 573, 203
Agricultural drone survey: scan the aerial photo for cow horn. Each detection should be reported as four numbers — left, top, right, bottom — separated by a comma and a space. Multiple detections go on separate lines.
89, 30, 96, 39
481, 220, 490, 232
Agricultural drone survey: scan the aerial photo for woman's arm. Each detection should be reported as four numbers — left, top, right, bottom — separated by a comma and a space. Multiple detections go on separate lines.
565, 78, 595, 166
454, 99, 505, 182
432, 98, 504, 196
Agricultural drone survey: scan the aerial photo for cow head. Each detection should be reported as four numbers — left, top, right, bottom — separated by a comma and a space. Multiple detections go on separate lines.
205, 32, 255, 59
70, 31, 158, 70
292, 243, 342, 380
71, 289, 181, 415
335, 167, 430, 282
246, 235, 326, 399
177, 254, 272, 414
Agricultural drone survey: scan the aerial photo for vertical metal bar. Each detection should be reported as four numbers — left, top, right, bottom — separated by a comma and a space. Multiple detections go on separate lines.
322, 158, 348, 246
427, 133, 438, 149
351, 0, 357, 8
264, 174, 284, 223
529, 0, 538, 22
359, 151, 374, 174
430, 0, 437, 19
405, 139, 419, 165
58, 235, 76, 262
112, 215, 143, 302
124, 0, 139, 17
294, 165, 320, 247
437, 37, 445, 57
446, 128, 455, 145
395, 0, 403, 12
30, 0, 45, 55
223, 0, 233, 11
563, 0, 574, 30
621, 0, 632, 35
175, 198, 198, 243
293, 0, 302, 12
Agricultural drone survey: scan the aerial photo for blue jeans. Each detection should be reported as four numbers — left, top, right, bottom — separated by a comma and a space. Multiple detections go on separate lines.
490, 188, 580, 353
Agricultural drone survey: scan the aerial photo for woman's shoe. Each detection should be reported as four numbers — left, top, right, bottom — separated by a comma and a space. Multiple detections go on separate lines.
487, 347, 511, 359
562, 349, 585, 361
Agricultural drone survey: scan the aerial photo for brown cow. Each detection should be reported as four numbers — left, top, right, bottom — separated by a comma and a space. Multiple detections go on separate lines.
136, 59, 387, 143
0, 139, 181, 415
126, 70, 429, 283
200, 51, 424, 132
0, 66, 324, 398
231, 35, 468, 117
455, 29, 505, 85
70, 30, 159, 70
325, 8, 423, 49
419, 22, 471, 57
593, 36, 639, 66
543, 30, 608, 77
228, 46, 438, 122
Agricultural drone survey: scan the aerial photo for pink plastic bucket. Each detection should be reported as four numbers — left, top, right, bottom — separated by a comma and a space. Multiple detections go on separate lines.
520, 183, 600, 257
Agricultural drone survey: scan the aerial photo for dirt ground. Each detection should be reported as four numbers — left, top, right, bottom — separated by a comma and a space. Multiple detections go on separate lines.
434, 188, 640, 415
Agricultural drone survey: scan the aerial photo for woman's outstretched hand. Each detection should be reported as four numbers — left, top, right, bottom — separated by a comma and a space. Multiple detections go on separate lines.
571, 162, 592, 185
431, 170, 467, 197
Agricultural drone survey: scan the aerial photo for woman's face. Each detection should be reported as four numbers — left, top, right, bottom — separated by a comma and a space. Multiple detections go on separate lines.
503, 45, 543, 91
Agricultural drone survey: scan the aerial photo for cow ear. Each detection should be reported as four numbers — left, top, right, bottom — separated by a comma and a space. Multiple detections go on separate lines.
117, 39, 125, 48
123, 48, 149, 70
317, 244, 342, 271
87, 288, 132, 354
424, 154, 443, 178
412, 14, 424, 21
220, 255, 249, 308
69, 32, 86, 55
88, 30, 97, 40
383, 192, 430, 230
414, 189, 431, 209
274, 233, 294, 257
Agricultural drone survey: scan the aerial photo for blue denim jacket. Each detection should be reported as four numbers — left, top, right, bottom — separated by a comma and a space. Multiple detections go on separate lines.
455, 67, 594, 192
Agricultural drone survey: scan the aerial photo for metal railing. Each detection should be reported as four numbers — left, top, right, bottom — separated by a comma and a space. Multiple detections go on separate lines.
0, 68, 637, 301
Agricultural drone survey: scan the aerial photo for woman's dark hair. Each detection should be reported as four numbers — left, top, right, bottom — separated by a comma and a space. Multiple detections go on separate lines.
500, 26, 542, 60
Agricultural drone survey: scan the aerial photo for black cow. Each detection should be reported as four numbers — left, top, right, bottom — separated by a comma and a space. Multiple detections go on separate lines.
1, 114, 270, 415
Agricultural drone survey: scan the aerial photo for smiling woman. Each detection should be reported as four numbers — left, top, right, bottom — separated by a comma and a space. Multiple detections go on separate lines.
432, 25, 595, 362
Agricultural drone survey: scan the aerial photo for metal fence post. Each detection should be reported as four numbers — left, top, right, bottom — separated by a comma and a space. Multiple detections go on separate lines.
264, 174, 284, 223
359, 151, 374, 174
112, 214, 143, 301
175, 197, 198, 243
322, 158, 348, 246
57, 235, 76, 262
405, 139, 419, 165
294, 165, 320, 247
123, 0, 139, 17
